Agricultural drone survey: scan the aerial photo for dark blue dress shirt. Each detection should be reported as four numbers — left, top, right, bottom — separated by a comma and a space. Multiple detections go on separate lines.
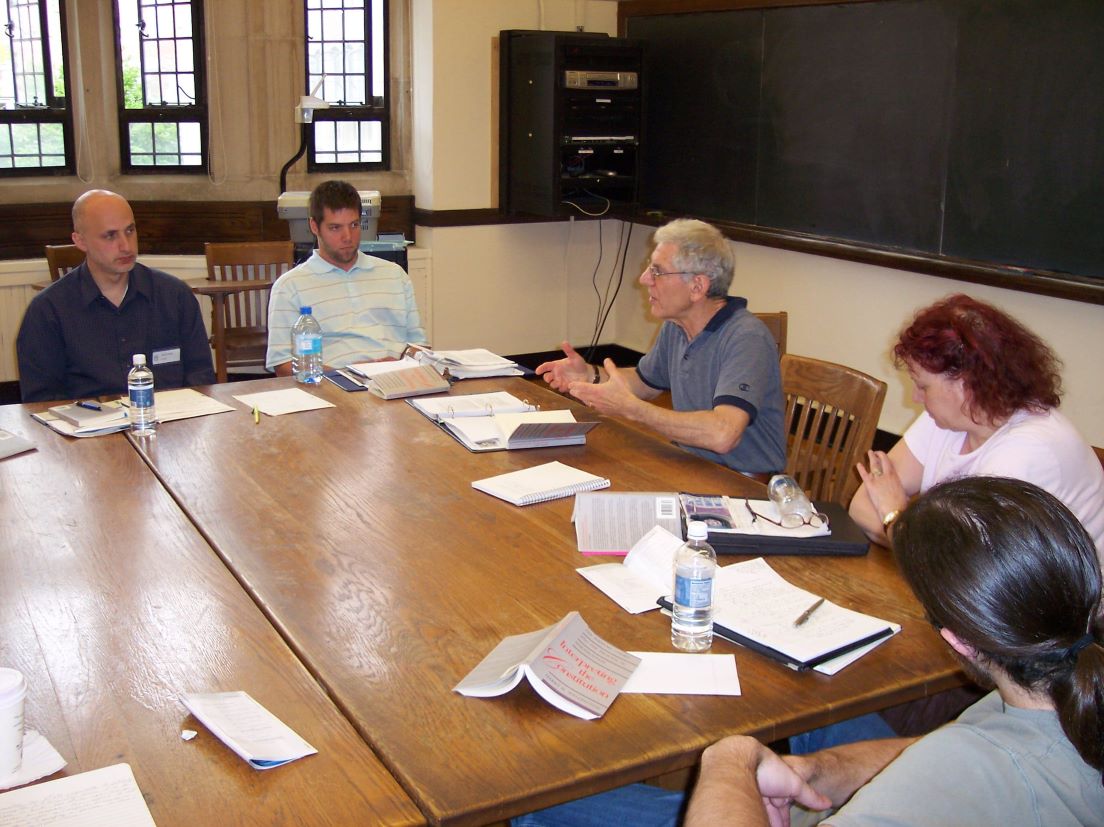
16, 262, 216, 402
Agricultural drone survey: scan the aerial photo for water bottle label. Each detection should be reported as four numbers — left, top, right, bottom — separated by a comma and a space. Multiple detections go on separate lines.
294, 333, 322, 355
129, 387, 153, 408
675, 574, 713, 608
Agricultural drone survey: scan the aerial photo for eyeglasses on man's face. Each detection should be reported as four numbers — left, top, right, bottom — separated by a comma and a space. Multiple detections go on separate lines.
744, 498, 830, 530
644, 263, 697, 280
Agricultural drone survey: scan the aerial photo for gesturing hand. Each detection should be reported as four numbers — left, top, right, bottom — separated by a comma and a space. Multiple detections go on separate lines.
535, 341, 590, 392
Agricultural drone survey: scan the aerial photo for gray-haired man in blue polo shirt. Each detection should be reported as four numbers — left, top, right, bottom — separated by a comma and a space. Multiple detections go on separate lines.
536, 219, 785, 478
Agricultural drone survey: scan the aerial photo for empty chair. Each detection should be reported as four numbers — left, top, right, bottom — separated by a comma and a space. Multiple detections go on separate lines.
781, 353, 887, 506
45, 244, 85, 281
195, 241, 295, 383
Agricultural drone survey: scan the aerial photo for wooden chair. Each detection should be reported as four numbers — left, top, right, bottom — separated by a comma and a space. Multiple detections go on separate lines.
195, 241, 295, 383
754, 310, 787, 358
781, 353, 887, 507
34, 244, 86, 290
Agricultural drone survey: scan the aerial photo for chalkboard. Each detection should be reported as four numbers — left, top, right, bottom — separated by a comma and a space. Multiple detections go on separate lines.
627, 0, 1104, 285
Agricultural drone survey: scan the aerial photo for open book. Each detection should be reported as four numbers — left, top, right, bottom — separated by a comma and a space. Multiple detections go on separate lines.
472, 460, 610, 506
440, 409, 599, 452
579, 529, 898, 673
453, 611, 640, 719
408, 390, 535, 421
366, 363, 450, 399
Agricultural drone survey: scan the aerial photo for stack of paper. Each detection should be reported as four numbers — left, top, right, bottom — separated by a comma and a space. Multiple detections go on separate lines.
415, 347, 523, 379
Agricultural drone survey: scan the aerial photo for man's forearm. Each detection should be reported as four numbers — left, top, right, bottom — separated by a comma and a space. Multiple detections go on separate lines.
627, 401, 747, 456
788, 737, 916, 808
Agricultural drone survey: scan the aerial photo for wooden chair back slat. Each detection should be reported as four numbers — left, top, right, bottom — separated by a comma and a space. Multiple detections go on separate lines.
202, 241, 295, 382
781, 353, 887, 506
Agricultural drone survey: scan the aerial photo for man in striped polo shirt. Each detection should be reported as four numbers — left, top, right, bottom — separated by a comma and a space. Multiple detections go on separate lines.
266, 180, 427, 374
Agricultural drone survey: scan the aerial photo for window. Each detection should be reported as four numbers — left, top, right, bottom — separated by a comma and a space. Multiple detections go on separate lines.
0, 0, 71, 175
305, 0, 389, 171
113, 0, 207, 172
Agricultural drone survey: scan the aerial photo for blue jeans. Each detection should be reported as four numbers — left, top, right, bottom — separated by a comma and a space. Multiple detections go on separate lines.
511, 782, 687, 827
788, 712, 897, 754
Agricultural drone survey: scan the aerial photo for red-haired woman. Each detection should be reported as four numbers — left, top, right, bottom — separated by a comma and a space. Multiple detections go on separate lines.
850, 294, 1104, 559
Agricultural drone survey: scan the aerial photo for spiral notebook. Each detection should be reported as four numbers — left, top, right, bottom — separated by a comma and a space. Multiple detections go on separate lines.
472, 461, 610, 506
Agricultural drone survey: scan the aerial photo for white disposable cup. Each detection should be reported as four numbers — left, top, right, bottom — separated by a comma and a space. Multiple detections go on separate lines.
0, 667, 27, 777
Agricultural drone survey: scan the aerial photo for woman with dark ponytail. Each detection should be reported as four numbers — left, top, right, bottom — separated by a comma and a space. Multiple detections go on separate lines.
893, 476, 1104, 787
678, 477, 1104, 826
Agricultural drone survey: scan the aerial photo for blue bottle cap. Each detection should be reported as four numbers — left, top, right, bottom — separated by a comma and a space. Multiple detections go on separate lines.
299, 306, 312, 314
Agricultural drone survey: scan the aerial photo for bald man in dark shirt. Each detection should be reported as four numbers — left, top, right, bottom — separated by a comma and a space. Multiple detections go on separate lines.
17, 190, 214, 402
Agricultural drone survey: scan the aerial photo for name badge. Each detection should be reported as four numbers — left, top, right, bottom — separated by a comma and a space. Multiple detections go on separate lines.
152, 347, 181, 366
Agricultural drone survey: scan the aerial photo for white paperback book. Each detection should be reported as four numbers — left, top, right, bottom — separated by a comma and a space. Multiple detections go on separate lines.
454, 611, 640, 719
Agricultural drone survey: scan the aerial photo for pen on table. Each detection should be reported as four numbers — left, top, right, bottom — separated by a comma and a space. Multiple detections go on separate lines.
793, 597, 825, 628
252, 405, 260, 425
76, 400, 102, 411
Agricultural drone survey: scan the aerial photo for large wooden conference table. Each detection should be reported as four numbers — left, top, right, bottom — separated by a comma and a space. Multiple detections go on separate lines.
0, 405, 421, 825
129, 375, 963, 826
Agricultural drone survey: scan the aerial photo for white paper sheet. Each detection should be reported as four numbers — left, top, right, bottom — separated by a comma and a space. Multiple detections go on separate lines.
621, 652, 741, 696
232, 388, 336, 417
0, 731, 66, 791
181, 691, 317, 769
0, 763, 155, 826
576, 526, 683, 613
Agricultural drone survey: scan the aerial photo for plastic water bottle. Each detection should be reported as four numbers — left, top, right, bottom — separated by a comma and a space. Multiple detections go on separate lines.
767, 474, 816, 528
127, 353, 157, 436
291, 306, 323, 384
671, 520, 717, 652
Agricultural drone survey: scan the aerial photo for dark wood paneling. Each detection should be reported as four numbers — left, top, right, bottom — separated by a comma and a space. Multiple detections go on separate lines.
0, 196, 414, 259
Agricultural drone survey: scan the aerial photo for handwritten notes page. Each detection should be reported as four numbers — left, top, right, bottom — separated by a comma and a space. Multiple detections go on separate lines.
181, 691, 317, 769
572, 492, 683, 555
0, 763, 155, 826
454, 611, 640, 720
713, 558, 899, 672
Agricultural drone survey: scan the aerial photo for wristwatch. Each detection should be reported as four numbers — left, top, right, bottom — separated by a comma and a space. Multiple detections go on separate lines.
591, 364, 601, 384
882, 509, 901, 532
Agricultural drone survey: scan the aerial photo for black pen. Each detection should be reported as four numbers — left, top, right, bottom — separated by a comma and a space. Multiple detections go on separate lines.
793, 597, 825, 628
76, 400, 102, 411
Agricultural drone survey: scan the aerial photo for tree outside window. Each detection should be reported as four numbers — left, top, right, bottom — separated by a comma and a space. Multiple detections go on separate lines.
0, 0, 71, 175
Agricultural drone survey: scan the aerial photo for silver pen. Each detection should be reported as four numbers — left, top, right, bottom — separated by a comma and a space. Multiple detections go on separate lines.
793, 597, 826, 628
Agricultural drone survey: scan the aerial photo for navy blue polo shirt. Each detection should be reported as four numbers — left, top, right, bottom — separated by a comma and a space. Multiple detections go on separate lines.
636, 296, 786, 474
16, 262, 215, 403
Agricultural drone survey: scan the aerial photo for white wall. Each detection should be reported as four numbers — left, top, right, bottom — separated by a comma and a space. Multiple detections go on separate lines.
412, 0, 1103, 446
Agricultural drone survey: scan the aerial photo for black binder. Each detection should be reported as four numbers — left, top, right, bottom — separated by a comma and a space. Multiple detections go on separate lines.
692, 500, 870, 557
